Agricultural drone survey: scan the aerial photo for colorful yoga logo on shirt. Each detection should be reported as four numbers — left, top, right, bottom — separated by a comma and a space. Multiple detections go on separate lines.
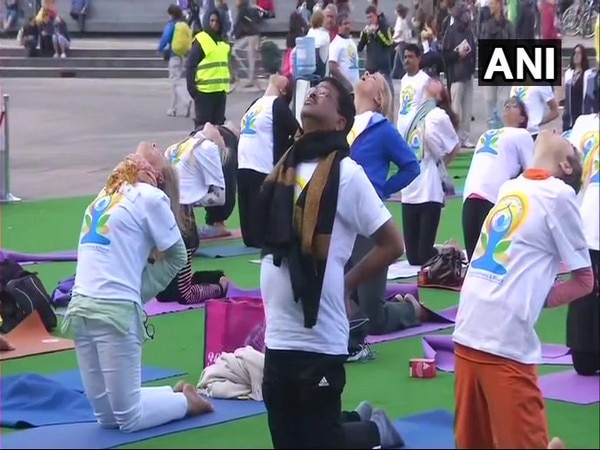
165, 138, 195, 166
471, 192, 529, 277
580, 130, 599, 187
475, 129, 504, 155
80, 191, 124, 246
347, 44, 359, 69
398, 85, 415, 116
512, 86, 529, 102
240, 102, 264, 136
407, 125, 423, 159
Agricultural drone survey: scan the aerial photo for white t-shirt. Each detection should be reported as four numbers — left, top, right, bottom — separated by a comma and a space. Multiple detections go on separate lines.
74, 183, 182, 305
238, 95, 277, 175
401, 107, 459, 205
463, 127, 535, 203
328, 35, 360, 89
347, 111, 375, 145
307, 27, 330, 69
453, 176, 591, 364
165, 136, 225, 206
568, 113, 599, 251
396, 70, 430, 137
260, 158, 392, 355
509, 85, 555, 134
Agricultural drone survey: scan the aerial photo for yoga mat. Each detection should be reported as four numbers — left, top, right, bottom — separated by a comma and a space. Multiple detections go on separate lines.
1, 367, 187, 428
422, 334, 573, 373
143, 298, 205, 317
226, 282, 261, 298
195, 244, 260, 259
0, 249, 77, 263
1, 374, 96, 428
1, 399, 267, 449
387, 191, 463, 203
366, 306, 456, 345
394, 409, 455, 449
418, 282, 462, 292
538, 370, 600, 405
387, 260, 421, 280
0, 312, 74, 361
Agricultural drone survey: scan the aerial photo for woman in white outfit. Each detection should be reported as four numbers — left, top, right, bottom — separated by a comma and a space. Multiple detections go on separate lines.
62, 142, 213, 433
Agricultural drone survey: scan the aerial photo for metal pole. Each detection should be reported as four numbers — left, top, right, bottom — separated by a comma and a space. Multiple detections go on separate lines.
1, 94, 21, 203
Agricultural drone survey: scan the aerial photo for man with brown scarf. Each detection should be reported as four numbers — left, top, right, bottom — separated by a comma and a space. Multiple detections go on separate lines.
257, 77, 406, 449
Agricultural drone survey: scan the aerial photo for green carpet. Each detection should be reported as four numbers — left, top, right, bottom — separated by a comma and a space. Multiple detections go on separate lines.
1, 154, 598, 448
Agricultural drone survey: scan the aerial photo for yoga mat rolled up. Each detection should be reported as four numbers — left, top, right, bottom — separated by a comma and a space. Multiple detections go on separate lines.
0, 249, 78, 263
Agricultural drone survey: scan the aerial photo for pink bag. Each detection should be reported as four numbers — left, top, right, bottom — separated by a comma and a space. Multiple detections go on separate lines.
203, 298, 266, 367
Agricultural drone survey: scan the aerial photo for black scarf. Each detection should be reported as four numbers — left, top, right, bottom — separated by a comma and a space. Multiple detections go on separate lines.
257, 131, 349, 328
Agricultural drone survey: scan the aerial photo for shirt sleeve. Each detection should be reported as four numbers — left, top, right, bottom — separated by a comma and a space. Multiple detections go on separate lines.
338, 163, 393, 238
540, 85, 555, 104
144, 191, 183, 252
547, 188, 591, 271
328, 38, 341, 63
425, 110, 459, 159
194, 140, 226, 190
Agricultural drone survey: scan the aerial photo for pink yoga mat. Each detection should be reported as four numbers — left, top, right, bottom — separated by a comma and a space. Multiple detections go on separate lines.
538, 370, 600, 405
366, 306, 457, 345
422, 335, 573, 373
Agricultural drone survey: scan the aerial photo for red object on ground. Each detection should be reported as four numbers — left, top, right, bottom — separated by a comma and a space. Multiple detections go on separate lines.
409, 358, 437, 378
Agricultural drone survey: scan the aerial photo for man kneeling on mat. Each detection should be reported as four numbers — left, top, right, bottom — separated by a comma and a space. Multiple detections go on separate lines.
156, 123, 233, 305
452, 130, 594, 449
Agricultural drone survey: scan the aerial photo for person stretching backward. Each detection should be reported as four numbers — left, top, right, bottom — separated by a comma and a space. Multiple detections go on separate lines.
453, 130, 594, 448
347, 70, 422, 336
462, 96, 534, 261
157, 123, 232, 305
62, 142, 213, 432
400, 78, 460, 266
237, 74, 299, 249
257, 77, 405, 449
565, 107, 600, 376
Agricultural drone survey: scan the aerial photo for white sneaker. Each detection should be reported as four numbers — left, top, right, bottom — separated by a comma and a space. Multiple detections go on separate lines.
60, 53, 66, 58
347, 344, 375, 363
53, 53, 59, 58
166, 109, 176, 117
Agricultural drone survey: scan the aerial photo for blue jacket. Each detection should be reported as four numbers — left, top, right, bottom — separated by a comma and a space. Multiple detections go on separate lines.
158, 20, 177, 56
350, 113, 420, 199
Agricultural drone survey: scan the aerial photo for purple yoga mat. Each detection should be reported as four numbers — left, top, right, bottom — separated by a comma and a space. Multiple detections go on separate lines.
538, 370, 600, 405
144, 298, 205, 316
366, 306, 457, 345
0, 249, 78, 263
226, 283, 261, 298
422, 334, 574, 373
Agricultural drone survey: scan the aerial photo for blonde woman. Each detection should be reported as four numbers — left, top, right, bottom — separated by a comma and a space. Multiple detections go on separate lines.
156, 123, 232, 305
346, 71, 421, 336
63, 142, 213, 433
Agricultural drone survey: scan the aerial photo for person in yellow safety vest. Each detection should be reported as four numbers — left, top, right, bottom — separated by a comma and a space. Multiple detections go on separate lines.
186, 9, 232, 129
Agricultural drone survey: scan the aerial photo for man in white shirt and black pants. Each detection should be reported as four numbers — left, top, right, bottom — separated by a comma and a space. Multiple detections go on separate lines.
256, 77, 406, 449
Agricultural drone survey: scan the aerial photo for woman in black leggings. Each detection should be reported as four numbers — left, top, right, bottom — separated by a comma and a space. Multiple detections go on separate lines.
401, 79, 461, 266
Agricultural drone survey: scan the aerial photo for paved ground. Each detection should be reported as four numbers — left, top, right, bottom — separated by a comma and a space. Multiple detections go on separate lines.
0, 75, 566, 201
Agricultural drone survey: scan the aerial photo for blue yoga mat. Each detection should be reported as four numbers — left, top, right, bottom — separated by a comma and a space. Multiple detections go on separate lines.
195, 244, 260, 258
395, 409, 455, 449
1, 399, 267, 449
1, 367, 186, 428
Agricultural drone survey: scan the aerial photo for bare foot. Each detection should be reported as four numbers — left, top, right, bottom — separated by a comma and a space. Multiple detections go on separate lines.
182, 383, 214, 416
219, 276, 229, 297
173, 380, 186, 393
548, 437, 566, 449
0, 335, 14, 351
403, 294, 430, 322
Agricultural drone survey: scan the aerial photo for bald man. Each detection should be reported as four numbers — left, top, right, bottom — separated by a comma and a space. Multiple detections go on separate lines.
452, 130, 594, 449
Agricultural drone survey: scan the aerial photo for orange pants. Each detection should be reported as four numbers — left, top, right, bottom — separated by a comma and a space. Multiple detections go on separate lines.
454, 344, 550, 449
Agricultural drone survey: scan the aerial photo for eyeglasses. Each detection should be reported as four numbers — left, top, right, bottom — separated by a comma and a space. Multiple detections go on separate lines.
306, 86, 334, 99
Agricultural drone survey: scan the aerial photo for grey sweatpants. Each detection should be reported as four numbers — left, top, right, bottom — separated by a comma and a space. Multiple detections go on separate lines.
348, 235, 420, 335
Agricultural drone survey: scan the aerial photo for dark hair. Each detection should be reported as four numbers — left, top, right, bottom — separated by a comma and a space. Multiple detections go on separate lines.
167, 4, 183, 20
431, 79, 459, 129
365, 5, 377, 15
286, 11, 307, 48
569, 44, 590, 72
320, 76, 356, 134
404, 43, 421, 58
336, 12, 349, 26
396, 4, 408, 17
508, 97, 529, 129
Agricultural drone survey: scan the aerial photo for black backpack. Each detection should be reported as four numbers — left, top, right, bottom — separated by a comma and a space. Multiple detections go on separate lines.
0, 259, 57, 334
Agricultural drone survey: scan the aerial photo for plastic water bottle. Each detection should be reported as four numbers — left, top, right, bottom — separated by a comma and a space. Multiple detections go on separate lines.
294, 36, 316, 79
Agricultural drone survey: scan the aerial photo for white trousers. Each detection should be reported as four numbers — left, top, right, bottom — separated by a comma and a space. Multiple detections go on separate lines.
74, 317, 188, 432
168, 56, 191, 113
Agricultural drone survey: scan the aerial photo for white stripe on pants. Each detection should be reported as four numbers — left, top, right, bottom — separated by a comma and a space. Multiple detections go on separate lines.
74, 317, 188, 432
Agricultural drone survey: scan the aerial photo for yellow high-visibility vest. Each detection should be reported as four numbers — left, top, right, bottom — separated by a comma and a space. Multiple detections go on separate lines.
194, 32, 231, 94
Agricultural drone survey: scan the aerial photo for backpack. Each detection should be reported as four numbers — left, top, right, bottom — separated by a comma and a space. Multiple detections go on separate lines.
51, 275, 75, 308
0, 259, 57, 334
172, 21, 193, 57
418, 246, 467, 289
